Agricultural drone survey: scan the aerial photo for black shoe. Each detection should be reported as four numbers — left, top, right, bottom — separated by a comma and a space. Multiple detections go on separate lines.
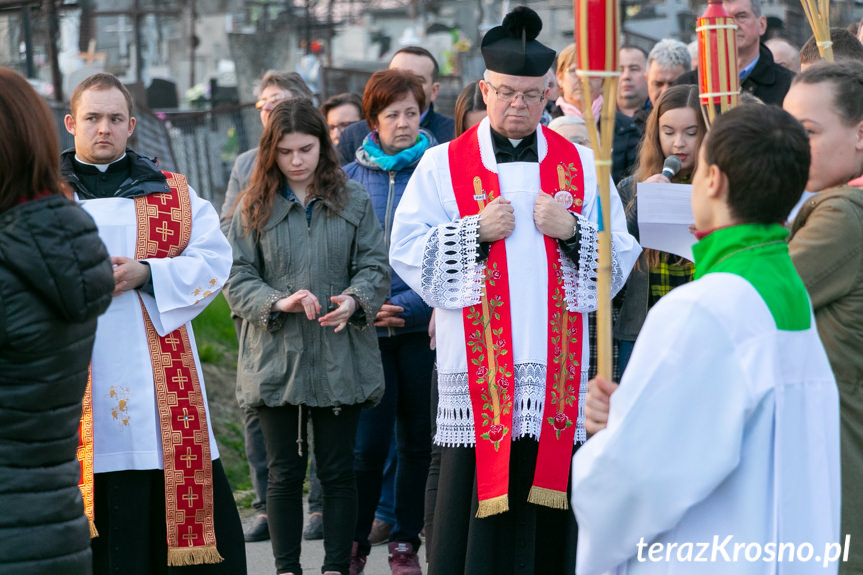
244, 514, 269, 542
303, 511, 323, 540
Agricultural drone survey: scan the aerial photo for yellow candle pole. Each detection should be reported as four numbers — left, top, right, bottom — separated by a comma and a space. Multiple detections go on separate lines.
575, 0, 619, 379
801, 0, 834, 62
696, 0, 740, 128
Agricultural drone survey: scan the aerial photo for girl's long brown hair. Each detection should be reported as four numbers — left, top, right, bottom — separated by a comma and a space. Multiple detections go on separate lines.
235, 98, 347, 237
454, 81, 484, 137
632, 85, 705, 268
634, 84, 705, 183
0, 68, 66, 213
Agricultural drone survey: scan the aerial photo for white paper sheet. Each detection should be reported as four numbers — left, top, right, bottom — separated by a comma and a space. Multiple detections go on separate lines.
636, 182, 696, 262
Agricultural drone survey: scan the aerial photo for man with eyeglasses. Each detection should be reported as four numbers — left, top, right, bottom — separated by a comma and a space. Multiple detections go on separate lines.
336, 46, 455, 165
218, 69, 313, 545
389, 7, 640, 574
673, 0, 793, 105
321, 92, 363, 146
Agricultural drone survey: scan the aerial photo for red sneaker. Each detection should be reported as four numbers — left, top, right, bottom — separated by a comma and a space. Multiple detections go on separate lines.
350, 542, 367, 575
388, 541, 421, 575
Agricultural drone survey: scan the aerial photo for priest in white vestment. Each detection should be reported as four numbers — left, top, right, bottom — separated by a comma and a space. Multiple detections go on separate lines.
571, 105, 841, 575
62, 73, 245, 573
389, 7, 640, 574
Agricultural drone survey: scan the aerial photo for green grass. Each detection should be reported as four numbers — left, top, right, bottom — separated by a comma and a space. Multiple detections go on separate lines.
192, 293, 238, 354
191, 293, 251, 496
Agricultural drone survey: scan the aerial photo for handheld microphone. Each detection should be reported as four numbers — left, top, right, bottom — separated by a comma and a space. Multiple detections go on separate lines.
661, 155, 682, 180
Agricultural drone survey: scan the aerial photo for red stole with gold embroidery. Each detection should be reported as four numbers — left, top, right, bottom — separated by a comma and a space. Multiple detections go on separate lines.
448, 125, 585, 517
78, 172, 222, 565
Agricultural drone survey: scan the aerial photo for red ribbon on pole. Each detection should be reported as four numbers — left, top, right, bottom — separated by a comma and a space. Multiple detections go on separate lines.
575, 0, 619, 74
697, 0, 740, 126
573, 0, 619, 380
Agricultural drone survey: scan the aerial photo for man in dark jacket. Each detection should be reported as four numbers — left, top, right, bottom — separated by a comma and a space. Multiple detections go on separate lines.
337, 46, 455, 164
674, 0, 793, 105
61, 73, 245, 575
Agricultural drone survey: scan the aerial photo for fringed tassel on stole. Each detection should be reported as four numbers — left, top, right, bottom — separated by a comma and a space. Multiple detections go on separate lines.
527, 486, 569, 510
88, 518, 99, 538
475, 494, 509, 518
167, 545, 224, 566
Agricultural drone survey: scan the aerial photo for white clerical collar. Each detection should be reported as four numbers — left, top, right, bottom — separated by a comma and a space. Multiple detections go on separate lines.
508, 137, 524, 147
75, 153, 127, 173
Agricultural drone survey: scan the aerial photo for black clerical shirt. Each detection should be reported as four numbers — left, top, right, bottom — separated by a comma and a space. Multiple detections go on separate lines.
72, 156, 131, 199
490, 129, 539, 164
478, 127, 581, 260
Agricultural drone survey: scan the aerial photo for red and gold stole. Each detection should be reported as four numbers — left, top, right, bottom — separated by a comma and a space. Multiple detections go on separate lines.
448, 125, 585, 517
78, 172, 223, 565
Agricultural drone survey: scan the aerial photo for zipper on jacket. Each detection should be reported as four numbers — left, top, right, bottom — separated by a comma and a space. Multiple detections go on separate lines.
306, 201, 318, 405
385, 171, 396, 338
384, 171, 396, 251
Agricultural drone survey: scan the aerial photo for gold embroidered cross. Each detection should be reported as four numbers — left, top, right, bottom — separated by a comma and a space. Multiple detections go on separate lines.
182, 525, 197, 546
172, 371, 189, 390
182, 486, 200, 505
155, 221, 174, 242
165, 334, 181, 352
180, 446, 198, 468
176, 407, 195, 429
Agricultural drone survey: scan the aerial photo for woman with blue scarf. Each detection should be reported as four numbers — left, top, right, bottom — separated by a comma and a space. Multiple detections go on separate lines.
344, 69, 437, 574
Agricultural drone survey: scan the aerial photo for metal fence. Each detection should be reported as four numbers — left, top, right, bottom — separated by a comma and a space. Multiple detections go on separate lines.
160, 104, 262, 211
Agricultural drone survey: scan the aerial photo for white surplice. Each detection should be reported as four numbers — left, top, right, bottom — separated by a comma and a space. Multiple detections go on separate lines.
79, 187, 232, 473
571, 273, 841, 575
389, 118, 641, 446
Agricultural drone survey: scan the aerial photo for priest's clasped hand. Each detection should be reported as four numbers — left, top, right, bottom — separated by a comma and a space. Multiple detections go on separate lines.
111, 256, 150, 296
478, 196, 515, 242
534, 194, 576, 240
272, 289, 322, 320
584, 375, 620, 437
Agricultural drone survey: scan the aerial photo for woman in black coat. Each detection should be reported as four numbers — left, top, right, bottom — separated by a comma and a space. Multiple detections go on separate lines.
0, 67, 114, 575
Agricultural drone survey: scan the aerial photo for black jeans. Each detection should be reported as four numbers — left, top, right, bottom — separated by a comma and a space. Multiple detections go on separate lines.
353, 332, 434, 554
257, 403, 361, 575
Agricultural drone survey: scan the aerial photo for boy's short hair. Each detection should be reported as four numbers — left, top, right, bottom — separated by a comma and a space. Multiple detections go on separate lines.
705, 105, 810, 224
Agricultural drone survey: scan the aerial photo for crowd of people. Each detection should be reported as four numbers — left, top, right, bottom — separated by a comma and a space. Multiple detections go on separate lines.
3, 1, 863, 575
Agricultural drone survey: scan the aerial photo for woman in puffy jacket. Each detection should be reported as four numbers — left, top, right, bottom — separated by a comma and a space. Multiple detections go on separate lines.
0, 67, 114, 575
343, 69, 437, 572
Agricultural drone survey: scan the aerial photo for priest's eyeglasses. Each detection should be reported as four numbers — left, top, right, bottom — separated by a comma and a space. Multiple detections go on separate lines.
485, 82, 545, 105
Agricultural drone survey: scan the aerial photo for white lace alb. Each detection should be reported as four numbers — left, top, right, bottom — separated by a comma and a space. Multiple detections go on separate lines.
436, 362, 589, 447
569, 213, 628, 313
419, 214, 484, 309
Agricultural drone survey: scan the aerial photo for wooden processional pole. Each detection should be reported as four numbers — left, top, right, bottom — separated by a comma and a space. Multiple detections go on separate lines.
574, 0, 619, 379
800, 0, 834, 62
